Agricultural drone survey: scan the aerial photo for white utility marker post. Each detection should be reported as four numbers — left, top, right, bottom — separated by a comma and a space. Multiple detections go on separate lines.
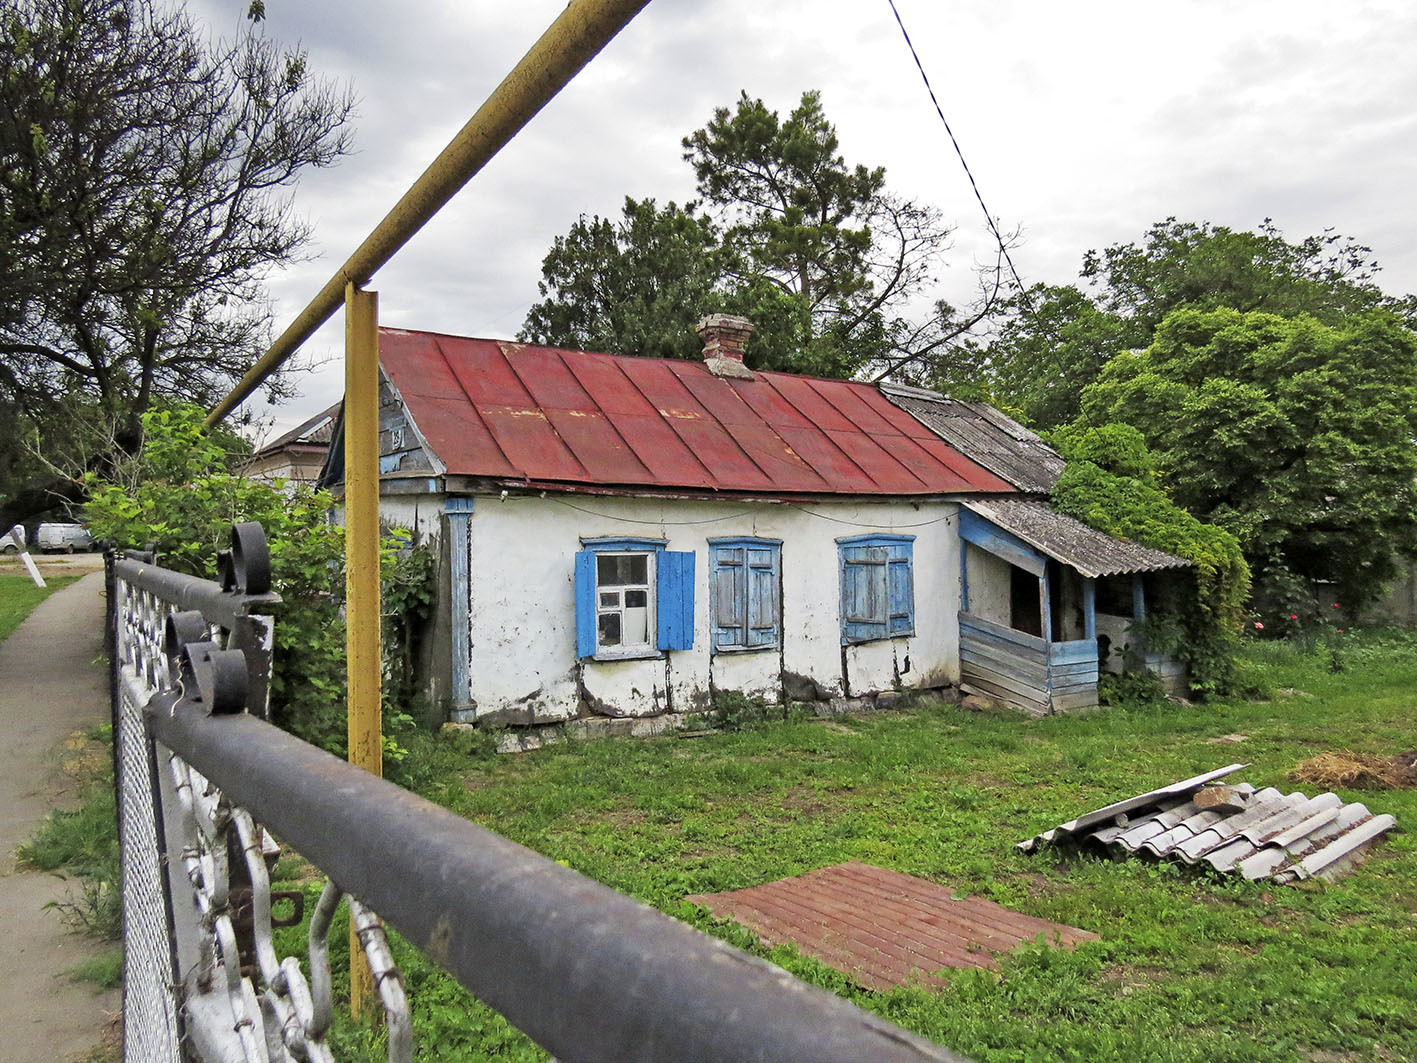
5, 527, 44, 587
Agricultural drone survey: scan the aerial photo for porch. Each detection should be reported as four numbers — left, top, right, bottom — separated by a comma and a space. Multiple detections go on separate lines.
957, 500, 1192, 715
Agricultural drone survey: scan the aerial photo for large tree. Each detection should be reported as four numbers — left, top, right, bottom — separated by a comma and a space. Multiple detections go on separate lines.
1079, 306, 1417, 614
0, 0, 353, 526
979, 219, 1414, 430
523, 90, 1003, 379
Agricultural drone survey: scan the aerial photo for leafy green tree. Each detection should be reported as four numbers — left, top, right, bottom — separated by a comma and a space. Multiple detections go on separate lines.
0, 0, 353, 528
524, 90, 1001, 379
520, 197, 728, 360
1080, 306, 1417, 614
982, 219, 1414, 430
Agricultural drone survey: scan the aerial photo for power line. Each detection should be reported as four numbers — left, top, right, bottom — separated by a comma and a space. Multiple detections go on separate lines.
885, 0, 1033, 308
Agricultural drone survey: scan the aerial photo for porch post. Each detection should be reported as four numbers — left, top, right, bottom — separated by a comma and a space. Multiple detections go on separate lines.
1082, 577, 1097, 639
1039, 573, 1052, 643
1132, 574, 1146, 620
959, 540, 970, 613
446, 497, 475, 723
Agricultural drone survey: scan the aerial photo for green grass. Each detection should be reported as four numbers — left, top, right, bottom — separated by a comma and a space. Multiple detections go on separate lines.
39, 629, 1417, 1060
0, 571, 81, 642
309, 628, 1417, 1062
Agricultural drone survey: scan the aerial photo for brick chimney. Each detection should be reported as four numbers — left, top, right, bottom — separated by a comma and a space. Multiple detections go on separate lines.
696, 314, 755, 380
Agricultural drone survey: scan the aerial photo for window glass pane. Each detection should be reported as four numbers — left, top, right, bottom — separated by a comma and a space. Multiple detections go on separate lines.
625, 589, 647, 608
598, 613, 621, 646
597, 554, 622, 585
599, 591, 619, 608
597, 552, 650, 587
623, 605, 648, 645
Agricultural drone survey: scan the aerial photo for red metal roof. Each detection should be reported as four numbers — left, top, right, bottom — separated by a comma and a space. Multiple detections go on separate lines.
379, 328, 1016, 497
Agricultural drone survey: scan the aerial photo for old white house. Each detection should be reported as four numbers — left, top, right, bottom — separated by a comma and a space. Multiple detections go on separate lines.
321, 316, 1188, 730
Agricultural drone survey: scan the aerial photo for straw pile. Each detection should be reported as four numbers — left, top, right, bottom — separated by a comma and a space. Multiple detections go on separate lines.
1290, 751, 1417, 790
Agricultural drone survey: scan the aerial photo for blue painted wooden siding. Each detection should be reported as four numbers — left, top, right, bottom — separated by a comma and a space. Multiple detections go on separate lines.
838, 534, 914, 644
657, 551, 695, 651
573, 550, 597, 658
445, 497, 475, 718
959, 510, 1046, 576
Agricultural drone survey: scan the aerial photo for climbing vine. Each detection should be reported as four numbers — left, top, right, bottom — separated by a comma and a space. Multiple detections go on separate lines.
1047, 423, 1250, 697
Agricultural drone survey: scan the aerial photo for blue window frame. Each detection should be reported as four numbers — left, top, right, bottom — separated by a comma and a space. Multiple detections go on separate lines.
574, 537, 694, 658
838, 534, 915, 644
709, 538, 781, 652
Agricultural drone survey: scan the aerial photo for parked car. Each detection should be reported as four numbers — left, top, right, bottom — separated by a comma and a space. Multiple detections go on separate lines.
36, 522, 96, 553
1, 524, 24, 554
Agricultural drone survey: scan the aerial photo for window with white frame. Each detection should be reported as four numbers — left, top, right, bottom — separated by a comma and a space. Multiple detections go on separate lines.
595, 551, 655, 651
838, 533, 915, 644
574, 538, 695, 659
709, 538, 781, 652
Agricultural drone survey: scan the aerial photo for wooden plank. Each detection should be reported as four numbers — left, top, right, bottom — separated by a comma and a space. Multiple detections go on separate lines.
1049, 659, 1100, 678
961, 625, 1049, 663
961, 622, 1049, 658
959, 611, 1048, 652
1051, 688, 1100, 712
961, 633, 1049, 674
959, 511, 1046, 577
960, 658, 1051, 706
961, 644, 1049, 686
1048, 638, 1097, 665
962, 677, 1049, 716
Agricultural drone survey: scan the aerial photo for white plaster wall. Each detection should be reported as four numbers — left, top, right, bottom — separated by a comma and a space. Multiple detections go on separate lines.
1096, 613, 1134, 673
378, 494, 445, 543
964, 543, 1012, 626
463, 494, 963, 722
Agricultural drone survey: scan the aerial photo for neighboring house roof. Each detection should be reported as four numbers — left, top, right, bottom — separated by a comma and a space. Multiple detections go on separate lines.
878, 383, 1065, 494
252, 403, 340, 458
375, 328, 1016, 498
963, 498, 1190, 578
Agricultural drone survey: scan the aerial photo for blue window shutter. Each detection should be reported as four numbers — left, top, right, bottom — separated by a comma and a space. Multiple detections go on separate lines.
841, 546, 888, 643
746, 548, 778, 647
711, 546, 744, 649
657, 550, 695, 651
888, 554, 914, 635
574, 550, 596, 658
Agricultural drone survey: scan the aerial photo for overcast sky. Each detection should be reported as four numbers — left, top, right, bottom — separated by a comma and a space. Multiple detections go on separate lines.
186, 0, 1417, 439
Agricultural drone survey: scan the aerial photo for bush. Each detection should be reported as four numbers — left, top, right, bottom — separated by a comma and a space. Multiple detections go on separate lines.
84, 404, 430, 756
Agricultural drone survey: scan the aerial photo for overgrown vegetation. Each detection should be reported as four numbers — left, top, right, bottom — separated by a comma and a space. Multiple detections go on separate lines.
1047, 423, 1250, 697
16, 724, 122, 941
83, 405, 435, 772
262, 627, 1417, 1062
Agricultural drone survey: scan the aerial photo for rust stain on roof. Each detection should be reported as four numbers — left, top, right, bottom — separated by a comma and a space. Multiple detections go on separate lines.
687, 862, 1096, 992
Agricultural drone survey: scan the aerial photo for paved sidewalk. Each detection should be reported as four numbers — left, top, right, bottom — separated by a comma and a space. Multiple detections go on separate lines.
0, 571, 121, 1061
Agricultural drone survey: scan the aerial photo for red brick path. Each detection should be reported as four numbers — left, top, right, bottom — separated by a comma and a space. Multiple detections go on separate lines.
687, 861, 1097, 991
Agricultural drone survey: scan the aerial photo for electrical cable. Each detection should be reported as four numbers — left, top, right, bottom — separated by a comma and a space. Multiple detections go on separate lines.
539, 492, 953, 530
885, 0, 1033, 310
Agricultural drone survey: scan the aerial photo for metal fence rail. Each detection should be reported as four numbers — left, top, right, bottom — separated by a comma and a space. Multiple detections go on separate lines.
112, 524, 968, 1063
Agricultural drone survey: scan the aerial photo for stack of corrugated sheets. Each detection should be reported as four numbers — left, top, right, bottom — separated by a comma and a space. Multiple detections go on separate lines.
1020, 764, 1395, 884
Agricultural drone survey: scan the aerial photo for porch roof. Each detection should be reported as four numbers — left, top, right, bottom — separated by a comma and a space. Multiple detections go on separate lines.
962, 498, 1191, 579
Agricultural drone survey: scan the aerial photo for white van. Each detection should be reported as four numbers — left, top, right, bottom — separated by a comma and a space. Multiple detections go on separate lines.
36, 522, 96, 553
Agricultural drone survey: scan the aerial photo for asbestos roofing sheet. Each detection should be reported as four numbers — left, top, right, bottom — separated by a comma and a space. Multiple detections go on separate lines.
377, 328, 1016, 496
963, 498, 1191, 578
879, 385, 1067, 493
1024, 771, 1396, 886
